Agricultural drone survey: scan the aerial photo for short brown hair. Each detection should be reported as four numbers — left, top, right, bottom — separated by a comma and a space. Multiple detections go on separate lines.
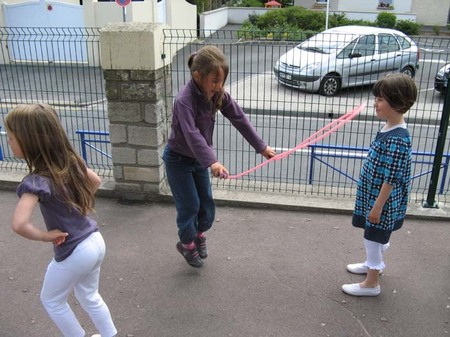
372, 73, 417, 114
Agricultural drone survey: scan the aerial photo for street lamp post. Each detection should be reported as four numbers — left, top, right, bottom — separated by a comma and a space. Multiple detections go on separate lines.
325, 0, 330, 30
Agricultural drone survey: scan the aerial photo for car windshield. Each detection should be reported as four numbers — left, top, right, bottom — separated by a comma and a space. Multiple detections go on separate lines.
297, 32, 358, 54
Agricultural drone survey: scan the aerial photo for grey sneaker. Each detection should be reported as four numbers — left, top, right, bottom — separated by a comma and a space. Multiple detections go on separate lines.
176, 242, 203, 268
194, 236, 208, 259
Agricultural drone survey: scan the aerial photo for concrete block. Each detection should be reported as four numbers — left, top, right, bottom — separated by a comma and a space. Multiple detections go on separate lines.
109, 124, 127, 144
112, 147, 137, 164
108, 102, 142, 122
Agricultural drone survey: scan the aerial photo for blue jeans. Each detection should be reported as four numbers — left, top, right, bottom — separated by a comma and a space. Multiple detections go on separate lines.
163, 145, 215, 243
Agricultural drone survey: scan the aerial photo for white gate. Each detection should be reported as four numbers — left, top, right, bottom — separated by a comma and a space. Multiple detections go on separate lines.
2, 0, 87, 63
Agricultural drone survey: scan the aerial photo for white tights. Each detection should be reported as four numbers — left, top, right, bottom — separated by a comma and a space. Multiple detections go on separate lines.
363, 238, 390, 270
40, 232, 117, 337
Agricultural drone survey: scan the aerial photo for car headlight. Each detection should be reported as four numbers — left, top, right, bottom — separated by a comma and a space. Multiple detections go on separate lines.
437, 65, 450, 79
301, 62, 321, 72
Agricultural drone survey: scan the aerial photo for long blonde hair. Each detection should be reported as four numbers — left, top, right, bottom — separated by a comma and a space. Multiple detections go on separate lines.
5, 104, 95, 215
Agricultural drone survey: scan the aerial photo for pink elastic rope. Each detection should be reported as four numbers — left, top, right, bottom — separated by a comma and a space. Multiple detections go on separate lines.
226, 102, 367, 179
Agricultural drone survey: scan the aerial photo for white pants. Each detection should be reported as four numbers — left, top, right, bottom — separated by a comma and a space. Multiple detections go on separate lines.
40, 232, 117, 337
363, 238, 390, 270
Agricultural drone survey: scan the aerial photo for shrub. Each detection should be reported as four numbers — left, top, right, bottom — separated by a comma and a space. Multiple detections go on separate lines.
395, 20, 421, 36
376, 12, 396, 28
432, 25, 441, 35
240, 0, 264, 7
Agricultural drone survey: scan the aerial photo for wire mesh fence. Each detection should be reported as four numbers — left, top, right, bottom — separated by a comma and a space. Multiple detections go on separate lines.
0, 26, 449, 205
164, 27, 450, 205
0, 27, 112, 178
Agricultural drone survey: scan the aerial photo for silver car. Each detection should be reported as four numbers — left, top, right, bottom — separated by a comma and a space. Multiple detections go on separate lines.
274, 25, 420, 96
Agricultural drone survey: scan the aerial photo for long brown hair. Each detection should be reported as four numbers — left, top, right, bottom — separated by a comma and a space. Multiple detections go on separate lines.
5, 104, 96, 215
188, 45, 229, 110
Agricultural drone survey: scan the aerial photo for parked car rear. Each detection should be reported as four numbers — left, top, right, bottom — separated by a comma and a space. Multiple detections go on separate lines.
434, 63, 450, 94
274, 25, 420, 96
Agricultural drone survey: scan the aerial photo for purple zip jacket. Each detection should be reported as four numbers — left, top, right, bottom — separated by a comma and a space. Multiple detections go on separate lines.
168, 78, 267, 168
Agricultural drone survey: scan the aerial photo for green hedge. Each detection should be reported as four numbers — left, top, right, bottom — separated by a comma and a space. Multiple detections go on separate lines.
238, 7, 422, 39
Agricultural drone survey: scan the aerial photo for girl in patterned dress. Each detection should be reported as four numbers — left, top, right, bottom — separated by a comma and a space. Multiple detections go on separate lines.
5, 104, 117, 337
342, 73, 417, 297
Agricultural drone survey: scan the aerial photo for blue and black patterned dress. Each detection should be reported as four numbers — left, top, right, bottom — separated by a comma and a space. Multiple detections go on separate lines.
352, 126, 412, 244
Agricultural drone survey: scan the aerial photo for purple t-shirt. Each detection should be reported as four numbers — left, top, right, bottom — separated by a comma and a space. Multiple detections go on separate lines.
168, 79, 267, 168
17, 174, 98, 262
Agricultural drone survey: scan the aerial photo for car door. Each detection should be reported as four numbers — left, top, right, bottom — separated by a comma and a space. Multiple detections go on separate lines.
376, 33, 402, 78
338, 34, 376, 87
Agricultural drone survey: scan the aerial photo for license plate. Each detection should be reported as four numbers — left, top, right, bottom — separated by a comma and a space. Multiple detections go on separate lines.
279, 72, 292, 80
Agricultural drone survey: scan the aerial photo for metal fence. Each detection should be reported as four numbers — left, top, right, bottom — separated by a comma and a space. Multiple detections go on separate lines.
164, 28, 450, 205
0, 27, 112, 177
0, 26, 449, 206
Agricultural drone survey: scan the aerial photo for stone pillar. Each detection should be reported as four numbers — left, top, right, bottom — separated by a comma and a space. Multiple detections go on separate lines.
100, 22, 172, 201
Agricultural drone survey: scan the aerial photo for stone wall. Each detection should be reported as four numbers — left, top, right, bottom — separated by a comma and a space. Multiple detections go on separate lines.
100, 22, 173, 201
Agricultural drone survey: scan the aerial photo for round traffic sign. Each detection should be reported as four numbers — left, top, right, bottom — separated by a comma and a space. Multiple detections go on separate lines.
116, 0, 131, 7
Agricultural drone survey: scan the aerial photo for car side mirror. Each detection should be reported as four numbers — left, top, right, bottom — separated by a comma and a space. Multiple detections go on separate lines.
349, 52, 362, 58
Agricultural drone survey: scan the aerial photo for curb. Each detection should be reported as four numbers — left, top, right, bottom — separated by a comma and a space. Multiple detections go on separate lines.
1, 172, 448, 221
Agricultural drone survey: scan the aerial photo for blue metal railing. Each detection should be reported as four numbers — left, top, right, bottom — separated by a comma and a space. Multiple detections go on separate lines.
75, 130, 111, 162
309, 144, 450, 194
0, 126, 3, 161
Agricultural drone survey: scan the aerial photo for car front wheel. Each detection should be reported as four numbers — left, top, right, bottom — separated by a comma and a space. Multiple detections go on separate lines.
319, 75, 341, 96
400, 66, 415, 78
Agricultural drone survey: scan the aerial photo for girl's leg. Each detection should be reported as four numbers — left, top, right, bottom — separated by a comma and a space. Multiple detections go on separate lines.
193, 160, 215, 234
342, 238, 386, 296
163, 146, 200, 243
360, 238, 386, 288
73, 232, 117, 337
41, 260, 86, 337
192, 163, 215, 259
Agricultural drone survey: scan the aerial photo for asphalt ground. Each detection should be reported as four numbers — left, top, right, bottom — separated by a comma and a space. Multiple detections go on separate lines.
1, 188, 449, 337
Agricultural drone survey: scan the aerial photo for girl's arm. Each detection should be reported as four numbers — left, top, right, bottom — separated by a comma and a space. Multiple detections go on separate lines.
368, 182, 393, 224
12, 193, 68, 244
87, 168, 101, 192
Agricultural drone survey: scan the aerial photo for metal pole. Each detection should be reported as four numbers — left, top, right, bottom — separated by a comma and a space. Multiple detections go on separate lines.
423, 70, 450, 208
123, 6, 126, 22
325, 0, 330, 30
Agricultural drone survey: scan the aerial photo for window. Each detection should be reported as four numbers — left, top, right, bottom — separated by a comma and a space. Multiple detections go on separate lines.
378, 34, 400, 54
395, 35, 411, 50
337, 35, 376, 59
378, 0, 393, 8
354, 35, 376, 57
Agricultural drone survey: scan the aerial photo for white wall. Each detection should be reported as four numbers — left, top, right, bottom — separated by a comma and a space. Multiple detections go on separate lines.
200, 7, 228, 37
166, 0, 196, 30
200, 7, 279, 36
227, 7, 269, 24
412, 0, 450, 26
338, 0, 412, 12
342, 11, 415, 23
2, 0, 196, 29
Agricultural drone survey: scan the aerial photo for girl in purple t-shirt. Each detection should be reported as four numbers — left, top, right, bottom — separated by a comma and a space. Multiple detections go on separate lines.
163, 46, 276, 268
5, 104, 117, 337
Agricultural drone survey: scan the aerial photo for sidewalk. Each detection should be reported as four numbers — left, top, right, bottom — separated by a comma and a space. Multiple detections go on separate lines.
1, 188, 449, 337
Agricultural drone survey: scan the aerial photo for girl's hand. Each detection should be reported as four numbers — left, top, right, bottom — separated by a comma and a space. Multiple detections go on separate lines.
210, 162, 229, 179
368, 206, 382, 224
261, 146, 276, 159
47, 230, 69, 246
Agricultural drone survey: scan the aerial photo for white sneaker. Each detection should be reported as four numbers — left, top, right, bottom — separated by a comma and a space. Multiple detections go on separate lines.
346, 263, 383, 275
342, 283, 381, 297
91, 335, 101, 337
